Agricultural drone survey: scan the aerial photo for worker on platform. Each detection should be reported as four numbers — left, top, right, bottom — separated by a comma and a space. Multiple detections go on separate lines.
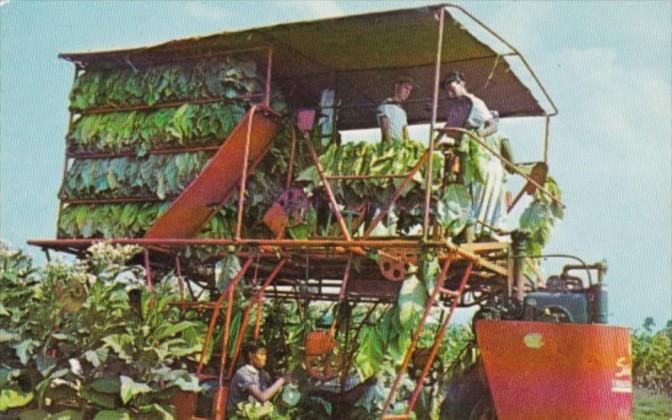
228, 340, 292, 410
443, 70, 513, 240
377, 77, 417, 144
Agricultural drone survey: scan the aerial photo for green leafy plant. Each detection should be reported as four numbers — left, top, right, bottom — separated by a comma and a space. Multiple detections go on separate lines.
70, 57, 263, 111
0, 243, 206, 418
632, 318, 672, 395
68, 102, 246, 154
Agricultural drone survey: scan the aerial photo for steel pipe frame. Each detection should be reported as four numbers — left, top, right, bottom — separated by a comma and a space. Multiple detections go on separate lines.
405, 262, 474, 415
66, 144, 221, 160
61, 196, 173, 205
443, 4, 559, 164
423, 7, 446, 242
304, 135, 353, 243
29, 238, 494, 267
363, 150, 431, 238
224, 258, 287, 382
56, 67, 83, 238
196, 258, 253, 377
381, 258, 453, 418
143, 248, 154, 292
71, 93, 264, 116
235, 104, 262, 239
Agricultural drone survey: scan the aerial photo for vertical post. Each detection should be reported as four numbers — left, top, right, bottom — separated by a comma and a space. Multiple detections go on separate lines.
305, 137, 352, 241
423, 8, 446, 241
543, 115, 550, 163
143, 248, 154, 292
338, 257, 353, 302
57, 66, 82, 238
264, 47, 273, 107
381, 258, 452, 418
196, 259, 252, 377
175, 255, 185, 312
235, 105, 259, 240
405, 263, 474, 414
286, 126, 298, 189
228, 258, 287, 379
511, 231, 527, 301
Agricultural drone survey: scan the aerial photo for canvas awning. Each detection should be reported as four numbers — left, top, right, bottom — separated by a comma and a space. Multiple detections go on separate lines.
59, 4, 551, 129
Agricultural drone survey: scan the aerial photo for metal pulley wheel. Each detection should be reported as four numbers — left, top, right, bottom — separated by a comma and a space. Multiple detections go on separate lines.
378, 249, 409, 282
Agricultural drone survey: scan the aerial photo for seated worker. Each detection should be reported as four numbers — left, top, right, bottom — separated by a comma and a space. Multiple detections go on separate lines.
443, 70, 512, 240
228, 340, 291, 409
377, 77, 417, 144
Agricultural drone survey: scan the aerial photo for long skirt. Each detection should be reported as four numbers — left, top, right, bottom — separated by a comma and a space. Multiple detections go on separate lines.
471, 157, 507, 238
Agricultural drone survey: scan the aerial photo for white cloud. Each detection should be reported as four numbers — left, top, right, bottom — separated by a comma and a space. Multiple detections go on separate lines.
184, 1, 230, 23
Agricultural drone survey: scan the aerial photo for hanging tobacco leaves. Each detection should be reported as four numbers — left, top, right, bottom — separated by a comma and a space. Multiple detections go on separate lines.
62, 152, 213, 200
297, 140, 442, 207
70, 57, 263, 110
518, 177, 564, 279
68, 102, 246, 154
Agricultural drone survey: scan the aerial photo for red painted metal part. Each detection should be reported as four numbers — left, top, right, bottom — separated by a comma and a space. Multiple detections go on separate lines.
363, 150, 430, 238
264, 47, 272, 107
381, 258, 453, 417
476, 321, 632, 420
67, 144, 221, 159
304, 136, 352, 242
143, 248, 154, 292
61, 196, 171, 204
285, 127, 297, 189
236, 105, 262, 239
144, 106, 279, 239
423, 6, 445, 242
227, 258, 287, 379
71, 93, 263, 115
405, 263, 473, 415
175, 255, 186, 312
195, 259, 253, 377
338, 257, 352, 302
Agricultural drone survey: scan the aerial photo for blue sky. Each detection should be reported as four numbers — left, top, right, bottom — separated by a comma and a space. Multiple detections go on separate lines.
1, 1, 670, 329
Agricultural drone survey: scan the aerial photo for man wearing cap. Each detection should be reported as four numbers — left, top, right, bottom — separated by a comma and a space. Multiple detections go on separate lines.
377, 77, 416, 144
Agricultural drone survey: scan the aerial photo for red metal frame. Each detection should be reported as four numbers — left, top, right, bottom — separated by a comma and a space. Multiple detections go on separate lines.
36, 21, 543, 419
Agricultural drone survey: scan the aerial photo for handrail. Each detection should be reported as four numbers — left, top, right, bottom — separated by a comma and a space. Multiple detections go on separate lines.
436, 126, 565, 208
443, 4, 559, 117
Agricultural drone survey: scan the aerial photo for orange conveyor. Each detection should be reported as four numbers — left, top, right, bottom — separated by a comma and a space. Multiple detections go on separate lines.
144, 106, 280, 239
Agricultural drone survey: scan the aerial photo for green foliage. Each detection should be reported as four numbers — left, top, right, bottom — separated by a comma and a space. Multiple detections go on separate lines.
62, 152, 212, 200
68, 102, 246, 153
436, 184, 472, 237
633, 388, 671, 419
70, 57, 262, 111
298, 140, 441, 205
0, 243, 202, 417
518, 177, 564, 275
632, 318, 672, 394
58, 126, 297, 242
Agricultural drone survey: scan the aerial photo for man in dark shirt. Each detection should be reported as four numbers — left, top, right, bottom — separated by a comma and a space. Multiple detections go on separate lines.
228, 340, 291, 409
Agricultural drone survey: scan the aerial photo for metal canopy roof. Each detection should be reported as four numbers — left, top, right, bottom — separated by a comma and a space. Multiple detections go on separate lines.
59, 4, 549, 129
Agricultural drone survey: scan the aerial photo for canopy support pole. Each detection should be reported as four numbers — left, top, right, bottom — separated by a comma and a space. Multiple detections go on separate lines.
423, 7, 445, 241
